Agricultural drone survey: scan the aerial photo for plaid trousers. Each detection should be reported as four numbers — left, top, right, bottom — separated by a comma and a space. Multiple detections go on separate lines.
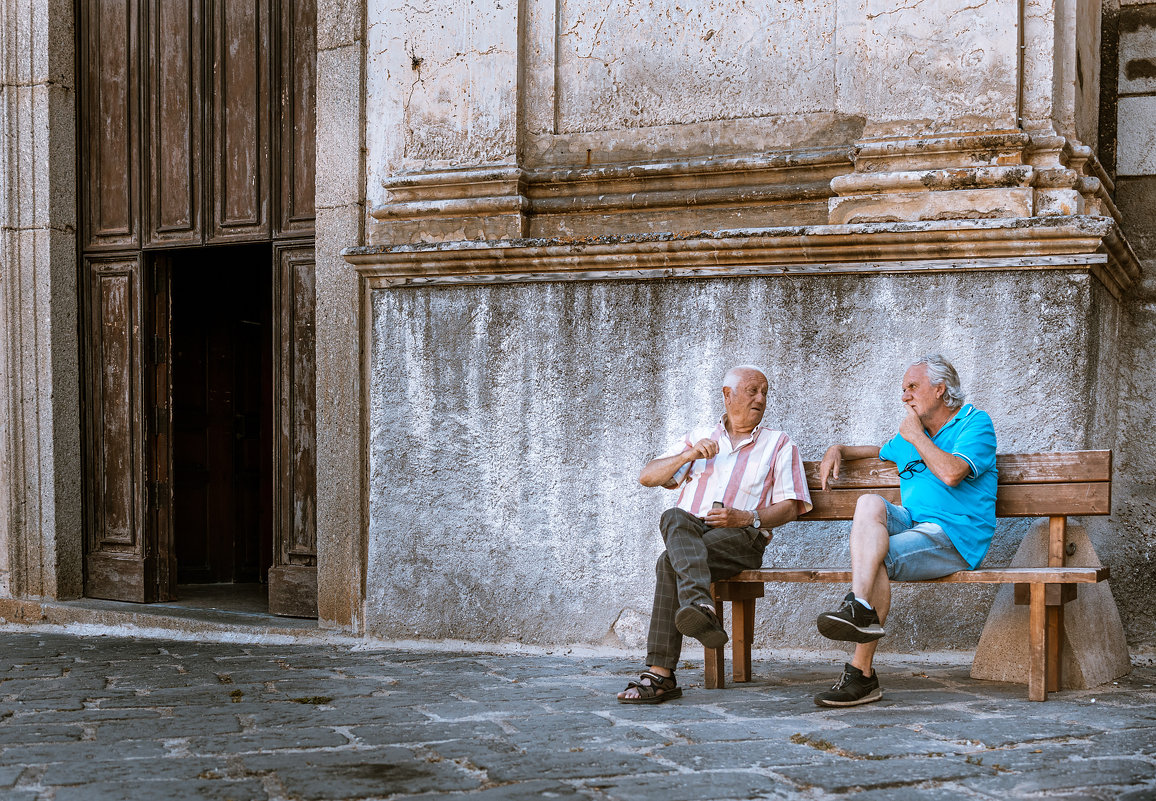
646, 507, 768, 670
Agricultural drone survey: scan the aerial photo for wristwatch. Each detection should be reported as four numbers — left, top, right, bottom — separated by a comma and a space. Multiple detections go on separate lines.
750, 511, 761, 529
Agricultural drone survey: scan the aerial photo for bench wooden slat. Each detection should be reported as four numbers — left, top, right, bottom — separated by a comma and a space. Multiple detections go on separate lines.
802, 488, 900, 519
996, 451, 1111, 484
995, 482, 1111, 517
802, 450, 1112, 489
799, 481, 1111, 520
725, 566, 1109, 584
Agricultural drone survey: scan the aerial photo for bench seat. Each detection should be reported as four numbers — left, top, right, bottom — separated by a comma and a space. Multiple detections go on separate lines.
705, 450, 1114, 701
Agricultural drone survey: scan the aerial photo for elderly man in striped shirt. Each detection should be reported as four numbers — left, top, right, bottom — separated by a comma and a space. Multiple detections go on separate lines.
617, 365, 813, 704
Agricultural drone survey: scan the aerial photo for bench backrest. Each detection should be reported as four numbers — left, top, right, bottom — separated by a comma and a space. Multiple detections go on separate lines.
800, 450, 1112, 521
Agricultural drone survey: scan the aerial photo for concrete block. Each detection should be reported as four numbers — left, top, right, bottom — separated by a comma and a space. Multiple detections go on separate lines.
315, 45, 363, 211
971, 521, 1132, 689
365, 0, 517, 172
1034, 188, 1085, 216
553, 0, 835, 132
1119, 5, 1156, 95
1117, 95, 1156, 175
317, 0, 363, 51
835, 0, 1019, 136
828, 188, 1034, 224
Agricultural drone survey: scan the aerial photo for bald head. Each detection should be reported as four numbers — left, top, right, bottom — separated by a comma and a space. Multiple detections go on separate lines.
723, 365, 767, 391
721, 365, 769, 436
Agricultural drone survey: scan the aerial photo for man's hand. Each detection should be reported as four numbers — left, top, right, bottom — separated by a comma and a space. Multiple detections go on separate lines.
687, 438, 719, 462
899, 405, 927, 445
638, 437, 719, 487
819, 444, 843, 491
703, 505, 755, 528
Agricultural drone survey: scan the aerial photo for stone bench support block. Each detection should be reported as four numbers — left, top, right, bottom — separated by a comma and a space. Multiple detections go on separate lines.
971, 521, 1131, 689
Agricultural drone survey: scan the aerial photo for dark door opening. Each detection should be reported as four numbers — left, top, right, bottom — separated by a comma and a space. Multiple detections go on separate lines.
170, 245, 274, 589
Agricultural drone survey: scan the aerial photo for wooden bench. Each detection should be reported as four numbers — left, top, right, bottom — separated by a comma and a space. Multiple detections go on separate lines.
706, 450, 1112, 701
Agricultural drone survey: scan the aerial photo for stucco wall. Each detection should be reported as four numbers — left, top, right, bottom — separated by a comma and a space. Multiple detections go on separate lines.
363, 269, 1133, 655
1111, 1, 1156, 659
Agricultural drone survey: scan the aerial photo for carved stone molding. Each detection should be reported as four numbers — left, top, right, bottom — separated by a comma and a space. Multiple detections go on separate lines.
829, 132, 1124, 227
368, 148, 853, 244
346, 215, 1141, 299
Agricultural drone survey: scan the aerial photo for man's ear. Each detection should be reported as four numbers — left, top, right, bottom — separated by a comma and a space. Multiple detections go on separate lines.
722, 386, 732, 402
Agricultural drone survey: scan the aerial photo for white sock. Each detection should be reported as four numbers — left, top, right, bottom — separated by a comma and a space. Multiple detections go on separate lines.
855, 596, 873, 610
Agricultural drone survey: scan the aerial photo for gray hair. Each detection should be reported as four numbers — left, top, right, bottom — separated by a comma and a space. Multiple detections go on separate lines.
910, 353, 964, 409
723, 365, 767, 390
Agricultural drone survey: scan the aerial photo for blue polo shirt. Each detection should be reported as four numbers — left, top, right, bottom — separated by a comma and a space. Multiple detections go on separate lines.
879, 404, 997, 569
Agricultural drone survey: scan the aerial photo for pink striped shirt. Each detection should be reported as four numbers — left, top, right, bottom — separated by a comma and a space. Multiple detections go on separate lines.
662, 419, 813, 518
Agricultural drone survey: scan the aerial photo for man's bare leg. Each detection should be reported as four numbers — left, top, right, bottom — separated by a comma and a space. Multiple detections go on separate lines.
849, 495, 892, 677
813, 494, 889, 706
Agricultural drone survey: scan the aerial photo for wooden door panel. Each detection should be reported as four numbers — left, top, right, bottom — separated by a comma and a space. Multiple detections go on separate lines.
209, 0, 271, 242
270, 244, 317, 617
145, 0, 203, 246
93, 267, 138, 546
83, 255, 150, 601
276, 0, 316, 238
149, 259, 177, 599
81, 0, 141, 250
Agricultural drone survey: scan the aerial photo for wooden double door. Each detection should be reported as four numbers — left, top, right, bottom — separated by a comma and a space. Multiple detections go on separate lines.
78, 0, 318, 616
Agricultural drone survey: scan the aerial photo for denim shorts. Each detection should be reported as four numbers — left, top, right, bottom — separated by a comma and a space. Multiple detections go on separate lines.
881, 499, 970, 581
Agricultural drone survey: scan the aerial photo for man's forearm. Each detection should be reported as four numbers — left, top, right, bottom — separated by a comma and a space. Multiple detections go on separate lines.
754, 498, 800, 529
638, 452, 692, 487
838, 445, 882, 461
910, 436, 970, 486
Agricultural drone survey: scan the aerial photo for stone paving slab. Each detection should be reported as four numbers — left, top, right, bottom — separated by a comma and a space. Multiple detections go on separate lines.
0, 630, 1154, 800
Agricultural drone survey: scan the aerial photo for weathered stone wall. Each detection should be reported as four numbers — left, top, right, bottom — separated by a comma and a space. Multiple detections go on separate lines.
363, 270, 1130, 654
1111, 0, 1156, 659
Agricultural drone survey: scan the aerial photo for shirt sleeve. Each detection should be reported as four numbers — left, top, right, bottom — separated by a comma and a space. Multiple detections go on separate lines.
769, 439, 814, 514
879, 433, 902, 464
951, 409, 997, 478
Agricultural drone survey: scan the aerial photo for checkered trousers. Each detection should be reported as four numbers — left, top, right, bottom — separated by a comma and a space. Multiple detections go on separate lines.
646, 507, 768, 670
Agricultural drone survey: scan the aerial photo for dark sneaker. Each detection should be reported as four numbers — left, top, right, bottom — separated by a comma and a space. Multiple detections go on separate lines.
675, 604, 729, 649
814, 662, 882, 707
816, 591, 885, 642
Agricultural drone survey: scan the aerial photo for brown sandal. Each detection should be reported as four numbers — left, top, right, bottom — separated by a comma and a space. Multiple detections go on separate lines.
617, 670, 682, 705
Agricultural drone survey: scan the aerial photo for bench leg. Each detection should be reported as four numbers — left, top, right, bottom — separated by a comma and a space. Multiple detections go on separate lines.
1028, 582, 1047, 701
1046, 604, 1064, 693
703, 598, 726, 689
733, 598, 755, 683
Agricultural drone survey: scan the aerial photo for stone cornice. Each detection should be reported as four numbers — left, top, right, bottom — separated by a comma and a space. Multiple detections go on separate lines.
367, 148, 852, 241
345, 216, 1141, 298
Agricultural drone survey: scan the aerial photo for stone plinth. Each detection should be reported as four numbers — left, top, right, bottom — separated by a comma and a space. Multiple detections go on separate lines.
972, 522, 1132, 689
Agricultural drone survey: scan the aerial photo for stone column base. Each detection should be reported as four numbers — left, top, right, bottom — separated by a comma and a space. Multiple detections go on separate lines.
268, 565, 319, 619
971, 521, 1131, 689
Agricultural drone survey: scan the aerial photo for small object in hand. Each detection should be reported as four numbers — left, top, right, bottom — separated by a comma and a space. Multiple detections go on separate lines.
712, 501, 724, 509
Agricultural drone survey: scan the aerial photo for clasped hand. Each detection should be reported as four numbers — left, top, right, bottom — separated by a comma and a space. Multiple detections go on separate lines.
702, 505, 753, 528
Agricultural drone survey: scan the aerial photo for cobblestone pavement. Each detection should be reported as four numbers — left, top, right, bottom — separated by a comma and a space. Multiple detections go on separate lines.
0, 631, 1154, 800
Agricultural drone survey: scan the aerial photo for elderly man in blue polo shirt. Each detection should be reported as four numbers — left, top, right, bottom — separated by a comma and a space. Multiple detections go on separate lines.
815, 353, 997, 707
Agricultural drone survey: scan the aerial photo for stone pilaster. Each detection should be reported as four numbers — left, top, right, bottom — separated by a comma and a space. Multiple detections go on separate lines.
314, 0, 367, 631
0, 0, 81, 600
